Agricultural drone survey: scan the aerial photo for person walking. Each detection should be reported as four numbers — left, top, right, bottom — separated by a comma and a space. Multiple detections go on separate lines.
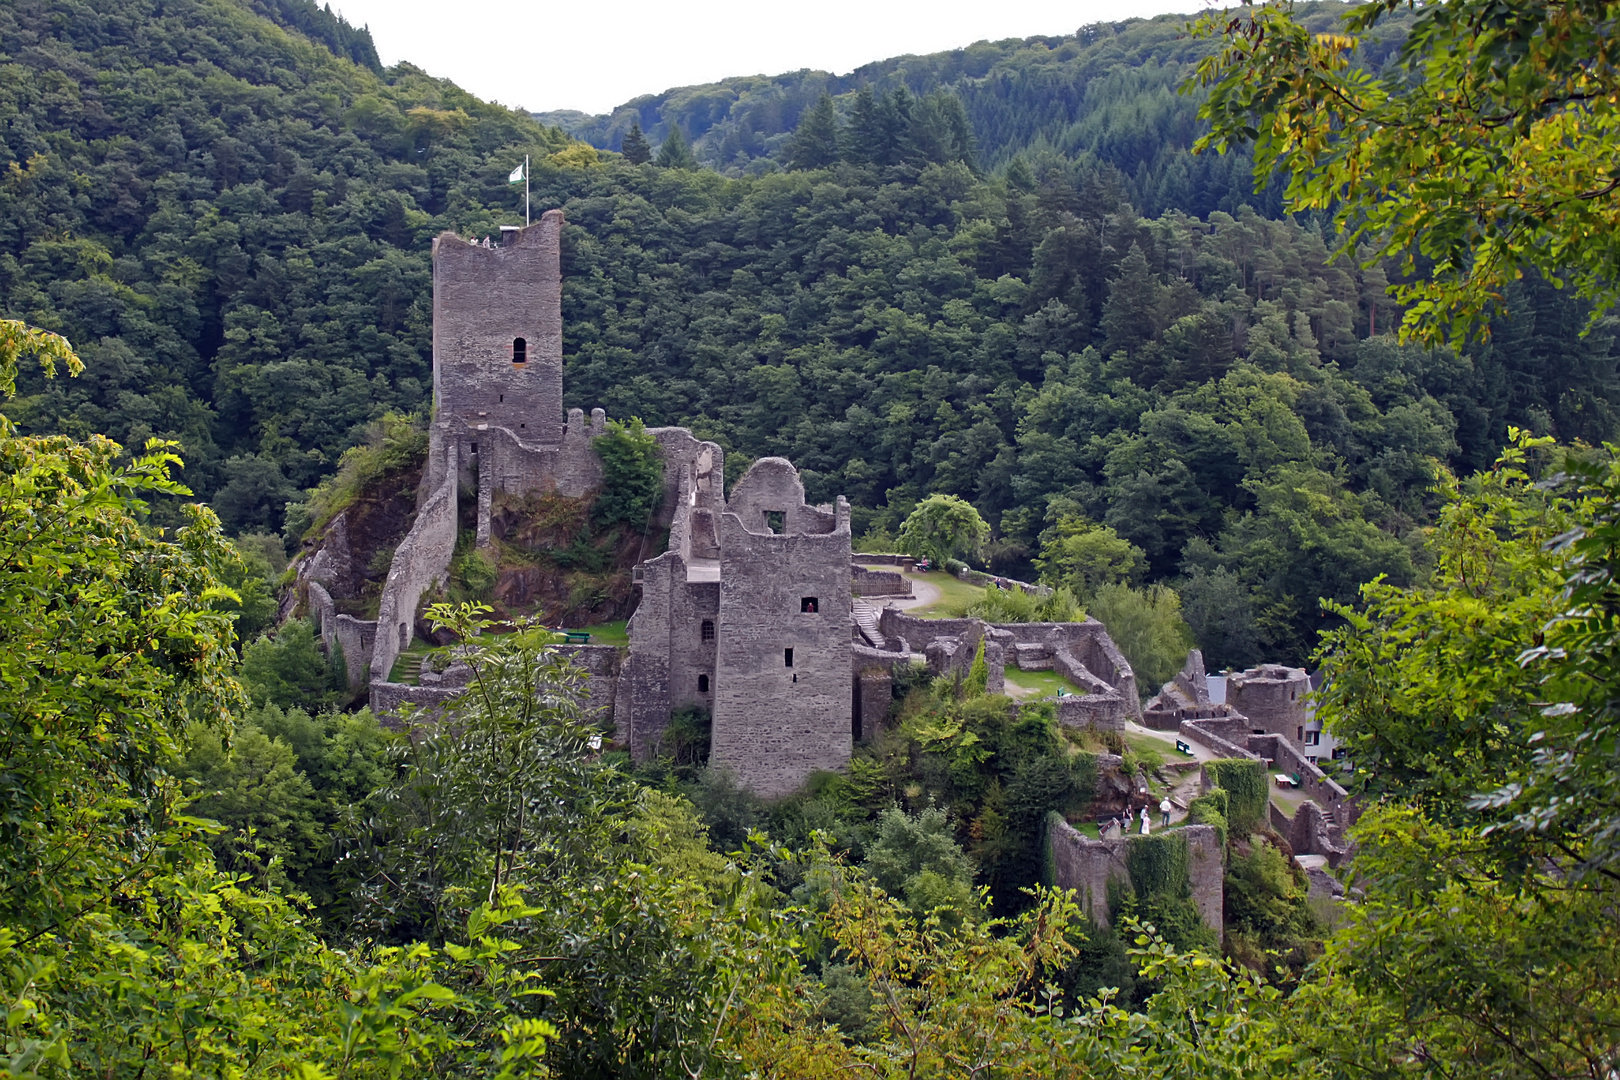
1160, 797, 1173, 827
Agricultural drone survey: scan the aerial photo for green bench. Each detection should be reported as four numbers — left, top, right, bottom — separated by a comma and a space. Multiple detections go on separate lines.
560, 630, 591, 644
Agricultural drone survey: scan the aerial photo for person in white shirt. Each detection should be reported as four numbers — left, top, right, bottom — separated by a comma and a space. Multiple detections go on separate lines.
1160, 797, 1173, 827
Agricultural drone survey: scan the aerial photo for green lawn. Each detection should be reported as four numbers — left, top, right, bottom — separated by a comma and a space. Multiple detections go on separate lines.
903, 570, 987, 619
567, 619, 628, 647
1002, 667, 1084, 699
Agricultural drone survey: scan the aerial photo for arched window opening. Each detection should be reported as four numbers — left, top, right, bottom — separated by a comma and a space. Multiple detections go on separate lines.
512, 337, 527, 364
698, 674, 710, 693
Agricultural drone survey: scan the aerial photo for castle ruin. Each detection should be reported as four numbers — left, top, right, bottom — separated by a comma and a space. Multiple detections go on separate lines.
298, 213, 1146, 799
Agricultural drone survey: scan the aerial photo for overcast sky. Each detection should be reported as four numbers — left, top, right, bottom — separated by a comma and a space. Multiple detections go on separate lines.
329, 0, 1202, 116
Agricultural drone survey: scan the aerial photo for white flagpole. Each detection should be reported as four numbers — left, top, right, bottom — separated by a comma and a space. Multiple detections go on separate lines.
525, 154, 530, 226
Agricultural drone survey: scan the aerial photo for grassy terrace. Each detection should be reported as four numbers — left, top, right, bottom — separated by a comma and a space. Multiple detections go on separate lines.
898, 569, 987, 618
1002, 667, 1084, 699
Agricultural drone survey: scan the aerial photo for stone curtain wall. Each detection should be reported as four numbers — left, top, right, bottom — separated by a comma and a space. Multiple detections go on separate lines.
432, 212, 564, 441
1248, 733, 1358, 835
370, 433, 459, 685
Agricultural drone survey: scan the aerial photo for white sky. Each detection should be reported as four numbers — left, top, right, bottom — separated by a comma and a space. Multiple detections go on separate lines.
330, 0, 1201, 116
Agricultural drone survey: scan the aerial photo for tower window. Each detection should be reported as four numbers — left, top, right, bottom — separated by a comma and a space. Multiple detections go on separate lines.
698, 674, 710, 693
512, 337, 527, 364
801, 597, 818, 613
784, 648, 794, 668
499, 394, 504, 402
701, 619, 715, 641
470, 441, 478, 455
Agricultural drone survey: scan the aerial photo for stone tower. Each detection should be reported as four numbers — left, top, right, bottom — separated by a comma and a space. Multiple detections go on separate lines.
709, 459, 853, 797
431, 210, 564, 441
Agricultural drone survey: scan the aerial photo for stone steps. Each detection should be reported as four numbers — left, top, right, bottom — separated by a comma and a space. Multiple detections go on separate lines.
852, 600, 888, 650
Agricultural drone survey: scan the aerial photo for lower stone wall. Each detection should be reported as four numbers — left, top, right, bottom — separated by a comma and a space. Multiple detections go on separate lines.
853, 553, 916, 568
957, 568, 1049, 595
554, 643, 621, 725
1055, 692, 1130, 732
1248, 733, 1357, 835
371, 643, 624, 727
854, 668, 891, 742
1046, 818, 1224, 938
853, 566, 912, 596
370, 681, 466, 724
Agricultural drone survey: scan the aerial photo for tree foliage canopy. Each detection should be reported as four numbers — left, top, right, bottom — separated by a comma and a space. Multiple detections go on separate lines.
1192, 0, 1620, 343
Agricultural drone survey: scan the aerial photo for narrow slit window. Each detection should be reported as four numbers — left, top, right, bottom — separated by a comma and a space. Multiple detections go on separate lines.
784, 648, 794, 668
512, 337, 527, 364
499, 394, 504, 402
701, 619, 715, 641
697, 674, 710, 693
800, 597, 818, 613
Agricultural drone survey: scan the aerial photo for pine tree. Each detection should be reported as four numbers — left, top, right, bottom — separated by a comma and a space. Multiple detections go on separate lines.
843, 88, 884, 166
1100, 243, 1166, 359
788, 94, 840, 170
655, 124, 697, 169
621, 118, 651, 165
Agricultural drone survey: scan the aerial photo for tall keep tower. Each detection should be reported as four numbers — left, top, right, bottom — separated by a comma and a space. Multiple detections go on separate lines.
432, 209, 564, 441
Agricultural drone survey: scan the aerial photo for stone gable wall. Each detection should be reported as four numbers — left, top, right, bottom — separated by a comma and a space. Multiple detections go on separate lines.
710, 501, 852, 797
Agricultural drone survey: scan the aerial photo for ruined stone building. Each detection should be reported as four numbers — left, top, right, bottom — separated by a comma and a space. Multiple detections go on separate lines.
296, 213, 1152, 799
1143, 651, 1358, 863
294, 214, 856, 796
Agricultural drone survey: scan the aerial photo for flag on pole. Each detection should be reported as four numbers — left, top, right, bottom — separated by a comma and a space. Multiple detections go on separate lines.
508, 162, 525, 184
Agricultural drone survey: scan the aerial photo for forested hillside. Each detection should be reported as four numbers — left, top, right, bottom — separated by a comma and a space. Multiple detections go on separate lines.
0, 0, 576, 505
535, 3, 1408, 214
3, 0, 1617, 667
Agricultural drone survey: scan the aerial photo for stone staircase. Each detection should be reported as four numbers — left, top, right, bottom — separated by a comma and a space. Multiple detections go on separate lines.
852, 599, 888, 650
